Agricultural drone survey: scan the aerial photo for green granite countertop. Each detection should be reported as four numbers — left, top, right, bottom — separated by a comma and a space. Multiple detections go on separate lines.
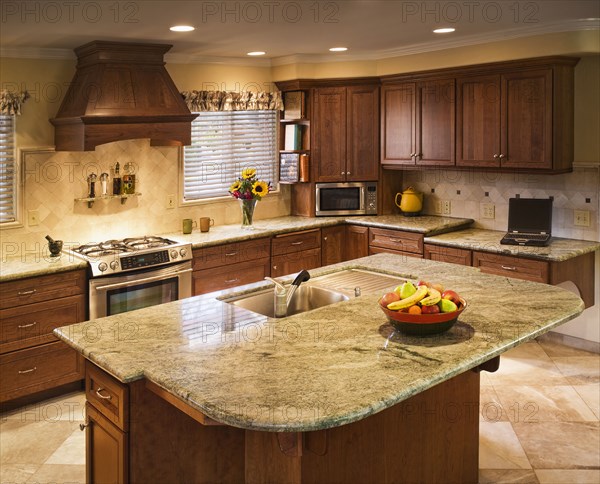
55, 253, 584, 432
425, 228, 600, 262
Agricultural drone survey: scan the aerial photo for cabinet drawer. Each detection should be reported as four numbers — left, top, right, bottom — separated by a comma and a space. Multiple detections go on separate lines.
193, 238, 270, 270
369, 228, 423, 255
0, 270, 86, 310
424, 244, 472, 266
0, 294, 86, 354
472, 251, 549, 283
271, 248, 322, 278
193, 257, 271, 296
86, 361, 128, 431
272, 229, 321, 256
369, 246, 423, 259
0, 341, 83, 402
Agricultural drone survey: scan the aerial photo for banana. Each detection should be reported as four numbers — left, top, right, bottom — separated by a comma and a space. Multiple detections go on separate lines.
387, 285, 428, 310
420, 287, 441, 306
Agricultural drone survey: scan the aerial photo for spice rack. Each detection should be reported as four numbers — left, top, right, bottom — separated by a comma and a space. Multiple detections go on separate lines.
75, 193, 142, 208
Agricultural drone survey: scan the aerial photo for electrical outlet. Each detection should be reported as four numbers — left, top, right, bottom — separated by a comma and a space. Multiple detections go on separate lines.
481, 203, 495, 219
574, 210, 590, 227
441, 200, 451, 215
28, 210, 40, 226
166, 194, 176, 209
434, 200, 442, 214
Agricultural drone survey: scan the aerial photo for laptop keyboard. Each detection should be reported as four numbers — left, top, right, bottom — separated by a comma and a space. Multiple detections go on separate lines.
504, 233, 548, 241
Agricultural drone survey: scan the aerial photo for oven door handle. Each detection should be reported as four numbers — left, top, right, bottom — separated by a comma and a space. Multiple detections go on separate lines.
93, 269, 193, 292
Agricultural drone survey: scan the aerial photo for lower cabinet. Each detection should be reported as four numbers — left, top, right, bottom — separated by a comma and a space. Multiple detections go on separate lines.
271, 229, 322, 278
345, 225, 369, 261
321, 226, 346, 266
472, 251, 549, 283
424, 244, 472, 266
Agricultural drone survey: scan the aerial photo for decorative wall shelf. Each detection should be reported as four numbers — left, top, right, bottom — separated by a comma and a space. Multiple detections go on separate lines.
75, 193, 142, 208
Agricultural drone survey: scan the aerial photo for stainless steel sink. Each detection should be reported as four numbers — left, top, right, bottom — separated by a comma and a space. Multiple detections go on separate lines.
225, 285, 349, 318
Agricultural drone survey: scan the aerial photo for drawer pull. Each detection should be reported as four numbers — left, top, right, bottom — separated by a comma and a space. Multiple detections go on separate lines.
389, 238, 402, 243
18, 322, 38, 329
224, 278, 239, 283
96, 388, 112, 400
291, 241, 304, 246
79, 423, 89, 431
225, 252, 238, 257
18, 289, 37, 296
18, 367, 37, 374
501, 265, 517, 271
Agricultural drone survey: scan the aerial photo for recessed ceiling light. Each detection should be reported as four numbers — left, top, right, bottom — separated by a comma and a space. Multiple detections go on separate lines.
170, 25, 195, 32
329, 47, 348, 52
247, 51, 266, 56
433, 28, 455, 34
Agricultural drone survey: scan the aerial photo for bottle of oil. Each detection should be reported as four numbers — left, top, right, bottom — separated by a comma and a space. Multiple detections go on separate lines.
122, 162, 136, 195
112, 162, 122, 195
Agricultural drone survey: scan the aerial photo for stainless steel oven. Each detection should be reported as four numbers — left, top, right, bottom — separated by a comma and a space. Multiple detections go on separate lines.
315, 182, 377, 216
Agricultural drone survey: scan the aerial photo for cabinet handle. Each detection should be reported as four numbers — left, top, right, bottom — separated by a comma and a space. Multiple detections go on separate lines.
499, 154, 506, 159
18, 322, 38, 329
501, 265, 517, 271
291, 241, 304, 246
224, 278, 239, 283
323, 236, 328, 241
17, 289, 37, 296
409, 153, 415, 157
225, 252, 237, 257
18, 367, 37, 374
389, 238, 403, 243
493, 154, 499, 159
95, 388, 112, 400
341, 172, 345, 176
273, 265, 278, 270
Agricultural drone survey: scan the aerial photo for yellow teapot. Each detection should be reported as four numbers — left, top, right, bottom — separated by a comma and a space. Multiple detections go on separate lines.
395, 187, 423, 215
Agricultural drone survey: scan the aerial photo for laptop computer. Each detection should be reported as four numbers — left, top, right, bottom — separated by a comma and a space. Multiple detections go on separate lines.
500, 198, 553, 247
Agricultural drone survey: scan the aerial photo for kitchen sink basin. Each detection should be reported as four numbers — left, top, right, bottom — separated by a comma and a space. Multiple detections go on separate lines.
225, 285, 349, 318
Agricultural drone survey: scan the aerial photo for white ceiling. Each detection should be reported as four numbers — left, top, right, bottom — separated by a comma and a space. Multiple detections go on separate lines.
1, 1, 599, 63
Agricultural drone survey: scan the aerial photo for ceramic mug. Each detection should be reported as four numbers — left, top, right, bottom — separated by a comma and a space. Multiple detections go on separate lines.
199, 217, 215, 233
182, 219, 197, 234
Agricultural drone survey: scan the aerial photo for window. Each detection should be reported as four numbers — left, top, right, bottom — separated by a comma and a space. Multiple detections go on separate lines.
183, 110, 278, 201
0, 115, 16, 223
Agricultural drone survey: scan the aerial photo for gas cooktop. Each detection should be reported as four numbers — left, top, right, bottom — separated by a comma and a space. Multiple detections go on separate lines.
67, 236, 192, 277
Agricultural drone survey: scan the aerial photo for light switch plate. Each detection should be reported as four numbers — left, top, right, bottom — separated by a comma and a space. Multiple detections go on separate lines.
28, 210, 40, 226
166, 194, 176, 209
574, 210, 590, 227
441, 200, 451, 215
481, 203, 495, 219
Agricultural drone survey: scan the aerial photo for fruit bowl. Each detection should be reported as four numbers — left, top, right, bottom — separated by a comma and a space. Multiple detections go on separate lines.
378, 298, 467, 336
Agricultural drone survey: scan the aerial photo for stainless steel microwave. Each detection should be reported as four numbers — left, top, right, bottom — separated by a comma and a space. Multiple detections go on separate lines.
315, 182, 378, 216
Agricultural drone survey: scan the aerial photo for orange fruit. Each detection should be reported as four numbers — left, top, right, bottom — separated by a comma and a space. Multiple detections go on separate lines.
408, 305, 422, 315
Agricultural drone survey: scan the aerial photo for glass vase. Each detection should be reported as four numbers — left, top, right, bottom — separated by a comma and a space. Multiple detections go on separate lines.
239, 199, 257, 230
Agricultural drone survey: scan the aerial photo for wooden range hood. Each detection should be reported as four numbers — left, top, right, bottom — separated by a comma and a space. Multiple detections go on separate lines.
50, 41, 197, 151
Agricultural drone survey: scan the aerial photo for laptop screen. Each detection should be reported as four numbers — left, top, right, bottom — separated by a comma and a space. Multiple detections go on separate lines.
507, 198, 553, 234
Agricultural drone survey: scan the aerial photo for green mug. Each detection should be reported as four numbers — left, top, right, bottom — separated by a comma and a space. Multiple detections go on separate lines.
182, 219, 197, 234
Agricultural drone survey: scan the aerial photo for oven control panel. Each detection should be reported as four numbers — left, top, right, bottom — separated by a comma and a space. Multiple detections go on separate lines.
121, 250, 171, 270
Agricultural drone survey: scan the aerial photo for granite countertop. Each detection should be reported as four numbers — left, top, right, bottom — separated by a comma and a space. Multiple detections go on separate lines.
55, 253, 584, 432
425, 228, 600, 262
0, 254, 87, 282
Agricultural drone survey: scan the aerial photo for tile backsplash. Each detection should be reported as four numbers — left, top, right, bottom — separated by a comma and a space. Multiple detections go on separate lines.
0, 139, 290, 258
402, 165, 599, 241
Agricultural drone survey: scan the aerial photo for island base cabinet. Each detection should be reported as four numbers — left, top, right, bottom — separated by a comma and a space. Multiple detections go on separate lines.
245, 369, 480, 484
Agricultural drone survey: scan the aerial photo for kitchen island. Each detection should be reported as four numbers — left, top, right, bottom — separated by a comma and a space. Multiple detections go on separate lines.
55, 253, 584, 483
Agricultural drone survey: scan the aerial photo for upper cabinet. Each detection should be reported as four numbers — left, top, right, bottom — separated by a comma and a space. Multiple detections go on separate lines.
381, 56, 578, 174
313, 84, 379, 182
382, 79, 455, 166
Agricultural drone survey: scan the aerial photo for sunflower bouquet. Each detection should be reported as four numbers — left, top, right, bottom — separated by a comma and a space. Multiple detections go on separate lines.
228, 168, 271, 200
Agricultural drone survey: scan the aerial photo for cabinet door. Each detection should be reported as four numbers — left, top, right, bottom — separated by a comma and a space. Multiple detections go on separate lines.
272, 248, 321, 278
424, 244, 472, 266
313, 87, 347, 182
381, 83, 416, 165
501, 69, 552, 170
346, 85, 379, 180
192, 258, 271, 296
456, 75, 501, 167
321, 226, 345, 266
344, 225, 369, 261
86, 403, 128, 484
417, 79, 455, 165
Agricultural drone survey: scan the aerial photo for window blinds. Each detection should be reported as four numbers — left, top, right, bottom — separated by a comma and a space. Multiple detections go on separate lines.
183, 111, 278, 201
0, 115, 16, 223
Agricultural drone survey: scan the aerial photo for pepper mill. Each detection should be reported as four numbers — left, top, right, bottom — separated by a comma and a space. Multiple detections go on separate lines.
100, 172, 109, 196
87, 173, 97, 198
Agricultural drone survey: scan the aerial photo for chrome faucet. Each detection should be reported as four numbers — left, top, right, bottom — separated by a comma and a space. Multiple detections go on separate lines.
265, 270, 311, 317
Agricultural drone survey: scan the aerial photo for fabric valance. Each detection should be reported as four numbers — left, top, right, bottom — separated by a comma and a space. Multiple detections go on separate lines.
180, 90, 283, 112
0, 90, 30, 115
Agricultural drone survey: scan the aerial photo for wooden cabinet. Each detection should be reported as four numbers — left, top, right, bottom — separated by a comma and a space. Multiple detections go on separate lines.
345, 225, 370, 261
472, 251, 549, 283
271, 229, 322, 277
381, 79, 455, 166
456, 59, 577, 172
369, 228, 424, 258
424, 244, 472, 266
85, 361, 129, 484
192, 238, 271, 295
321, 225, 345, 266
0, 270, 86, 405
313, 85, 379, 182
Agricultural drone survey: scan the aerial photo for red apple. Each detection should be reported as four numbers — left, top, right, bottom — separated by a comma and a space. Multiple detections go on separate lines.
441, 290, 461, 304
380, 292, 400, 307
421, 304, 440, 314
417, 280, 430, 287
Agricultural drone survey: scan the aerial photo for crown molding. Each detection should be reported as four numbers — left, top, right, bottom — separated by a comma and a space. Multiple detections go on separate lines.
164, 52, 272, 67
0, 46, 75, 60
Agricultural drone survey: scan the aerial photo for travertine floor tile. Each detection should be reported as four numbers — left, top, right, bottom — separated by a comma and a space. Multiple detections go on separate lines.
0, 463, 38, 483
479, 421, 531, 470
495, 385, 597, 422
512, 421, 600, 469
44, 428, 85, 465
535, 469, 600, 483
552, 356, 600, 385
1, 391, 86, 423
573, 384, 600, 419
537, 338, 597, 357
478, 469, 539, 483
25, 463, 85, 483
480, 386, 508, 423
